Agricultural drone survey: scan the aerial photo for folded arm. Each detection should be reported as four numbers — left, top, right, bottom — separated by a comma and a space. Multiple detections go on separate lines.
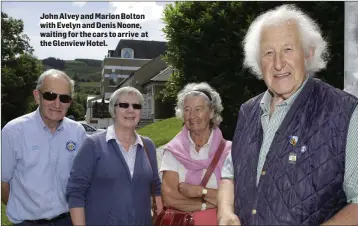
162, 171, 215, 212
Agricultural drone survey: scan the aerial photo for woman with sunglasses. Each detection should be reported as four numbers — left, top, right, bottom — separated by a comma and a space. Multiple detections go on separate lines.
159, 82, 231, 226
66, 87, 163, 226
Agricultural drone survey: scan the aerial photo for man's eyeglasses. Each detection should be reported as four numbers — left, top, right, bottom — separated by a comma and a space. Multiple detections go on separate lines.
40, 92, 72, 103
114, 102, 142, 110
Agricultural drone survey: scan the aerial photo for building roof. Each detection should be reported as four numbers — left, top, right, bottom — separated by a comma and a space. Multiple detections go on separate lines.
113, 39, 167, 59
148, 66, 173, 82
117, 55, 168, 88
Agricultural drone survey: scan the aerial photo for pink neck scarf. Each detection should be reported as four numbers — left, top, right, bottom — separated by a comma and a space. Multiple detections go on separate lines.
164, 126, 231, 186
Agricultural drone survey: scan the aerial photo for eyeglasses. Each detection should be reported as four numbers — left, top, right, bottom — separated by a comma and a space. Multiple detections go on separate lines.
40, 92, 72, 103
114, 102, 142, 110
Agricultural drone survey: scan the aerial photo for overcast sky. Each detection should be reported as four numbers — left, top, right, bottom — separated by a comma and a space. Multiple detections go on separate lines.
2, 1, 171, 60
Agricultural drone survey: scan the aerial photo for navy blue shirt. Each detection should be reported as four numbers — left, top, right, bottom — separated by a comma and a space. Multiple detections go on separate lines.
66, 131, 161, 225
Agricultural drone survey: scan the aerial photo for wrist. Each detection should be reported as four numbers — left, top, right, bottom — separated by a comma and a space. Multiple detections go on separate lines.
197, 186, 204, 197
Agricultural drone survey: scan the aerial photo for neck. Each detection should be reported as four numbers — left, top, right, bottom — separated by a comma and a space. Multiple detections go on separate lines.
190, 126, 211, 147
114, 124, 136, 144
40, 113, 60, 133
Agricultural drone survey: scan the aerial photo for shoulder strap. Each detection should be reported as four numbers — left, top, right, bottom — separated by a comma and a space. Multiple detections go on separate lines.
140, 136, 158, 217
200, 138, 226, 187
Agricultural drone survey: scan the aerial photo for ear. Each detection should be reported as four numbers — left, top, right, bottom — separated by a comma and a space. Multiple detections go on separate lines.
305, 47, 315, 61
33, 90, 40, 105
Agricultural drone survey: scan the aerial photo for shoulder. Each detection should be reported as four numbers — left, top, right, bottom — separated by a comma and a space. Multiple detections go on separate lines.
87, 130, 107, 143
2, 111, 36, 134
62, 118, 85, 132
140, 135, 156, 149
240, 92, 265, 112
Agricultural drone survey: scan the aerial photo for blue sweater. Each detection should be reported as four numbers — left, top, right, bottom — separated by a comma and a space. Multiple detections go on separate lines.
66, 131, 161, 226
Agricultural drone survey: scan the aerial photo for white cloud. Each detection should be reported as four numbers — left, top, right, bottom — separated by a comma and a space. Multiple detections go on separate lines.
72, 2, 86, 8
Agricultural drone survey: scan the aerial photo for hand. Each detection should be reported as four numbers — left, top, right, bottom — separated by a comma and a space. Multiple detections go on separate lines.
218, 212, 241, 226
178, 182, 201, 198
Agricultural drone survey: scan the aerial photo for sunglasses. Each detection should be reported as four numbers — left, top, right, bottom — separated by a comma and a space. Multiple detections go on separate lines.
40, 92, 72, 103
114, 102, 142, 110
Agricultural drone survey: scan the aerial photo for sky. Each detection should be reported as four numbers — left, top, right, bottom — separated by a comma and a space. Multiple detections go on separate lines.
2, 1, 171, 60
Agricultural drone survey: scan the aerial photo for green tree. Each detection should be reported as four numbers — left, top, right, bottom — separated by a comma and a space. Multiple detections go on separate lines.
159, 2, 344, 138
1, 12, 42, 126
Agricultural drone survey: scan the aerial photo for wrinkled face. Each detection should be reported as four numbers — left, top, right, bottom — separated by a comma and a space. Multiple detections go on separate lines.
260, 21, 313, 99
183, 95, 213, 132
114, 93, 141, 129
33, 75, 72, 123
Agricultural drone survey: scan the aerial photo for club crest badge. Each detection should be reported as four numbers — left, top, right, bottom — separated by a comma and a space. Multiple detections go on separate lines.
289, 135, 298, 146
66, 141, 76, 152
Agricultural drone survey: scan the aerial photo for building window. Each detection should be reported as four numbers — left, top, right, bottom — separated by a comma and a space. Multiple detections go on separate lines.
121, 48, 134, 59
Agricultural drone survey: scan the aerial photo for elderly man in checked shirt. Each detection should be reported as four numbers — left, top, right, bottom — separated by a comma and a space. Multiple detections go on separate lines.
1, 69, 86, 226
217, 4, 358, 226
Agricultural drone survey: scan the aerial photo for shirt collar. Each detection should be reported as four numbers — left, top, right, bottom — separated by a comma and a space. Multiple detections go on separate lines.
35, 107, 64, 132
105, 125, 143, 147
260, 75, 310, 113
188, 129, 214, 147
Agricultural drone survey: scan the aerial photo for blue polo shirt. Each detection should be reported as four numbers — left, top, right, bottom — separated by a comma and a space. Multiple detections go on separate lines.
1, 108, 87, 224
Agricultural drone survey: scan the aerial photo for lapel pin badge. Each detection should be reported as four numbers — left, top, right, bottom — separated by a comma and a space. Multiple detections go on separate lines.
288, 152, 297, 164
301, 145, 307, 153
289, 135, 298, 146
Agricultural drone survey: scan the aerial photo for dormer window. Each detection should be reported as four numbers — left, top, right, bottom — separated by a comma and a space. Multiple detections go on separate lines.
121, 48, 134, 58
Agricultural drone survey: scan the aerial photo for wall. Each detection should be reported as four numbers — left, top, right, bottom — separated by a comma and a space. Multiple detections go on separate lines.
345, 2, 358, 89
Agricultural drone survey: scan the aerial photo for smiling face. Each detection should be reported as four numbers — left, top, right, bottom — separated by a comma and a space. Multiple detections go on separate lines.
260, 21, 313, 100
33, 74, 72, 125
183, 94, 213, 132
114, 92, 141, 130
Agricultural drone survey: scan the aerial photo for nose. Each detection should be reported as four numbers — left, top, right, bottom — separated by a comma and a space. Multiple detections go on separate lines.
274, 52, 286, 71
54, 96, 61, 108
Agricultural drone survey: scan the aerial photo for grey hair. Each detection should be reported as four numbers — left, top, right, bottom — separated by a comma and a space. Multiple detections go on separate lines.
243, 4, 329, 79
108, 86, 144, 118
175, 82, 223, 128
36, 69, 75, 96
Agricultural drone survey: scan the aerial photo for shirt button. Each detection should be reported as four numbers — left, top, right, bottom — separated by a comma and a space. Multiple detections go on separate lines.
252, 209, 257, 215
261, 170, 266, 175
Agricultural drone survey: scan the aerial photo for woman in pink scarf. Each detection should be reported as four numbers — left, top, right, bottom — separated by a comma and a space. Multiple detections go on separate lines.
159, 82, 231, 226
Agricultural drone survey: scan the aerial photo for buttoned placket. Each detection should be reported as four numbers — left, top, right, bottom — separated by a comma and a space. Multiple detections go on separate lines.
253, 104, 287, 220
46, 126, 62, 218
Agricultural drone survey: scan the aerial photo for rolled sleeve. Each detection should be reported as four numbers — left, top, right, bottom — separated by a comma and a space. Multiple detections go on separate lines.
1, 127, 18, 182
344, 105, 358, 204
221, 152, 234, 180
159, 150, 180, 182
66, 137, 97, 208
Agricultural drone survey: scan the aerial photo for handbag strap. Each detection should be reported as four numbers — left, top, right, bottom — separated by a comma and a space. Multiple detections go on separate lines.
140, 136, 158, 216
200, 138, 226, 187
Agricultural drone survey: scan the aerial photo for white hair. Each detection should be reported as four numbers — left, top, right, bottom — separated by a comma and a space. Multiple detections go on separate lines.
36, 69, 75, 96
175, 82, 223, 128
243, 4, 329, 79
108, 86, 144, 118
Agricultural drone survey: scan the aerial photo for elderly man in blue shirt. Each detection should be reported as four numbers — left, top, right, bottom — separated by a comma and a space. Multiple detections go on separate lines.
1, 69, 87, 226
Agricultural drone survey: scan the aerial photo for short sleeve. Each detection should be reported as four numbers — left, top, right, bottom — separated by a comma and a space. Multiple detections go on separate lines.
1, 126, 19, 182
159, 150, 180, 180
221, 152, 234, 180
344, 105, 358, 204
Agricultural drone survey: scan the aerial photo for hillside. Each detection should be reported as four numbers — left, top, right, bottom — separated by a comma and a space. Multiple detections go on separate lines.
42, 58, 102, 82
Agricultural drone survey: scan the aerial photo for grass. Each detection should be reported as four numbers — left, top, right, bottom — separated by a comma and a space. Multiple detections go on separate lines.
1, 204, 11, 225
137, 117, 182, 147
1, 117, 182, 225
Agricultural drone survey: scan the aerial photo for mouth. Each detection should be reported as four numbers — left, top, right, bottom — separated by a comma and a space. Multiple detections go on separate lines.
274, 72, 291, 78
124, 117, 135, 120
50, 109, 62, 113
